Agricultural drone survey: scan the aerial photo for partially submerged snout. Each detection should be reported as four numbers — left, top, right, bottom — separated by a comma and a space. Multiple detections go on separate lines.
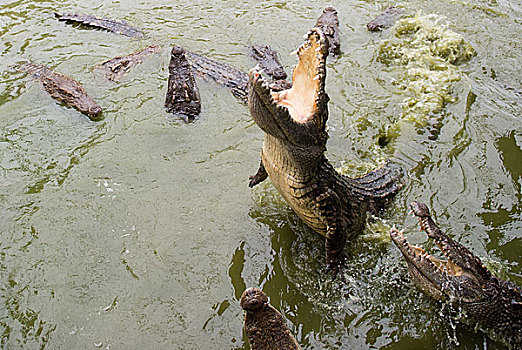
86, 103, 103, 119
240, 287, 269, 312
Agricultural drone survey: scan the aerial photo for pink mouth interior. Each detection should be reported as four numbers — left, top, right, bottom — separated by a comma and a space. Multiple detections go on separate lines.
271, 34, 321, 123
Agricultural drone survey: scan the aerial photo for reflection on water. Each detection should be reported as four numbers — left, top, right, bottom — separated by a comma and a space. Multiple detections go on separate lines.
0, 0, 520, 349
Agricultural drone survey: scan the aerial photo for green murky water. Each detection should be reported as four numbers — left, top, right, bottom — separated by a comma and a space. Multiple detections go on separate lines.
1, 0, 520, 349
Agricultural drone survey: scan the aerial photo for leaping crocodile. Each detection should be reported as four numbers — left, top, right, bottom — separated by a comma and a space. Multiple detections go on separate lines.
247, 28, 403, 277
391, 202, 522, 349
185, 7, 340, 101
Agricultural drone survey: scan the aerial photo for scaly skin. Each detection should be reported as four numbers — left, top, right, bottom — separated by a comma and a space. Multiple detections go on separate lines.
249, 45, 288, 80
17, 61, 102, 120
54, 12, 144, 38
240, 288, 301, 350
367, 6, 405, 32
186, 50, 291, 102
315, 7, 341, 57
390, 202, 522, 349
186, 8, 338, 101
185, 50, 249, 101
248, 28, 403, 277
94, 45, 160, 82
165, 46, 201, 122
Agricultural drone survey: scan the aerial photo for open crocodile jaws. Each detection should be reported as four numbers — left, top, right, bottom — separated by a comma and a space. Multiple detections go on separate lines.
391, 201, 522, 349
248, 28, 403, 277
270, 36, 322, 123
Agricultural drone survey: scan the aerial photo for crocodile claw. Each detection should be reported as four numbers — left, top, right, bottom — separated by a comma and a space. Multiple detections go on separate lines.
326, 251, 347, 280
248, 161, 268, 188
248, 174, 263, 188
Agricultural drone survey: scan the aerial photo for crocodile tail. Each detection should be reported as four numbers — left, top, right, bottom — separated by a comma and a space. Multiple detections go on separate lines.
345, 160, 404, 213
17, 61, 48, 78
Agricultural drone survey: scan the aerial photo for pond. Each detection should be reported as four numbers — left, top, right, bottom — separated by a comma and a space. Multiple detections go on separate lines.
0, 0, 520, 349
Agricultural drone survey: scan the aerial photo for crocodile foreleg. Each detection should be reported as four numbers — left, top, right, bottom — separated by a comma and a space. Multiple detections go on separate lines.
248, 159, 268, 188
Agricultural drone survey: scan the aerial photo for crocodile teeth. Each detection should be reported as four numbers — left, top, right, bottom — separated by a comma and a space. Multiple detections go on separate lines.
313, 75, 320, 81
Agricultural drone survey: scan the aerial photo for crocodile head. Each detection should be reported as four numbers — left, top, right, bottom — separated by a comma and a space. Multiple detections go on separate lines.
47, 79, 103, 119
247, 28, 329, 147
391, 201, 494, 302
391, 202, 522, 348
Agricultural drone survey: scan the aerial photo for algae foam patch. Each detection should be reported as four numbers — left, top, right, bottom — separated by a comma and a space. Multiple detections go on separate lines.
377, 13, 476, 142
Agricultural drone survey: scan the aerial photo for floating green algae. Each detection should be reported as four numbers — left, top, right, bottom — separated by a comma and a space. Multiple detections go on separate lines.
377, 13, 476, 142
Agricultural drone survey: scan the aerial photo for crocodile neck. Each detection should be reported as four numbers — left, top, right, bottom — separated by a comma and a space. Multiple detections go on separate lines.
262, 134, 324, 183
261, 133, 365, 236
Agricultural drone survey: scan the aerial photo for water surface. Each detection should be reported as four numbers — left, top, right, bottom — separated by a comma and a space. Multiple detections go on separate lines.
0, 0, 520, 349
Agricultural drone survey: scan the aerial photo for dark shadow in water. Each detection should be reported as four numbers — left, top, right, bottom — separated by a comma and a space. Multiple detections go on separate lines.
481, 131, 522, 282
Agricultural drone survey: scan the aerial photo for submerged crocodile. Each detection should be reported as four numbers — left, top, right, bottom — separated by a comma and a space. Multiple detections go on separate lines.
249, 45, 287, 80
94, 45, 160, 82
240, 288, 301, 350
315, 7, 341, 57
17, 61, 102, 120
165, 46, 201, 122
186, 50, 249, 101
391, 202, 522, 349
54, 12, 144, 38
247, 28, 403, 277
367, 6, 405, 31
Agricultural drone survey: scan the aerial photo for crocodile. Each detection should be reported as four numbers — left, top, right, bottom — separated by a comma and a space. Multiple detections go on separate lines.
186, 50, 291, 102
249, 45, 287, 80
367, 6, 405, 32
247, 28, 403, 277
94, 45, 160, 82
390, 201, 522, 349
315, 7, 341, 57
165, 46, 201, 122
186, 50, 249, 101
54, 12, 144, 38
240, 288, 301, 350
17, 61, 102, 120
